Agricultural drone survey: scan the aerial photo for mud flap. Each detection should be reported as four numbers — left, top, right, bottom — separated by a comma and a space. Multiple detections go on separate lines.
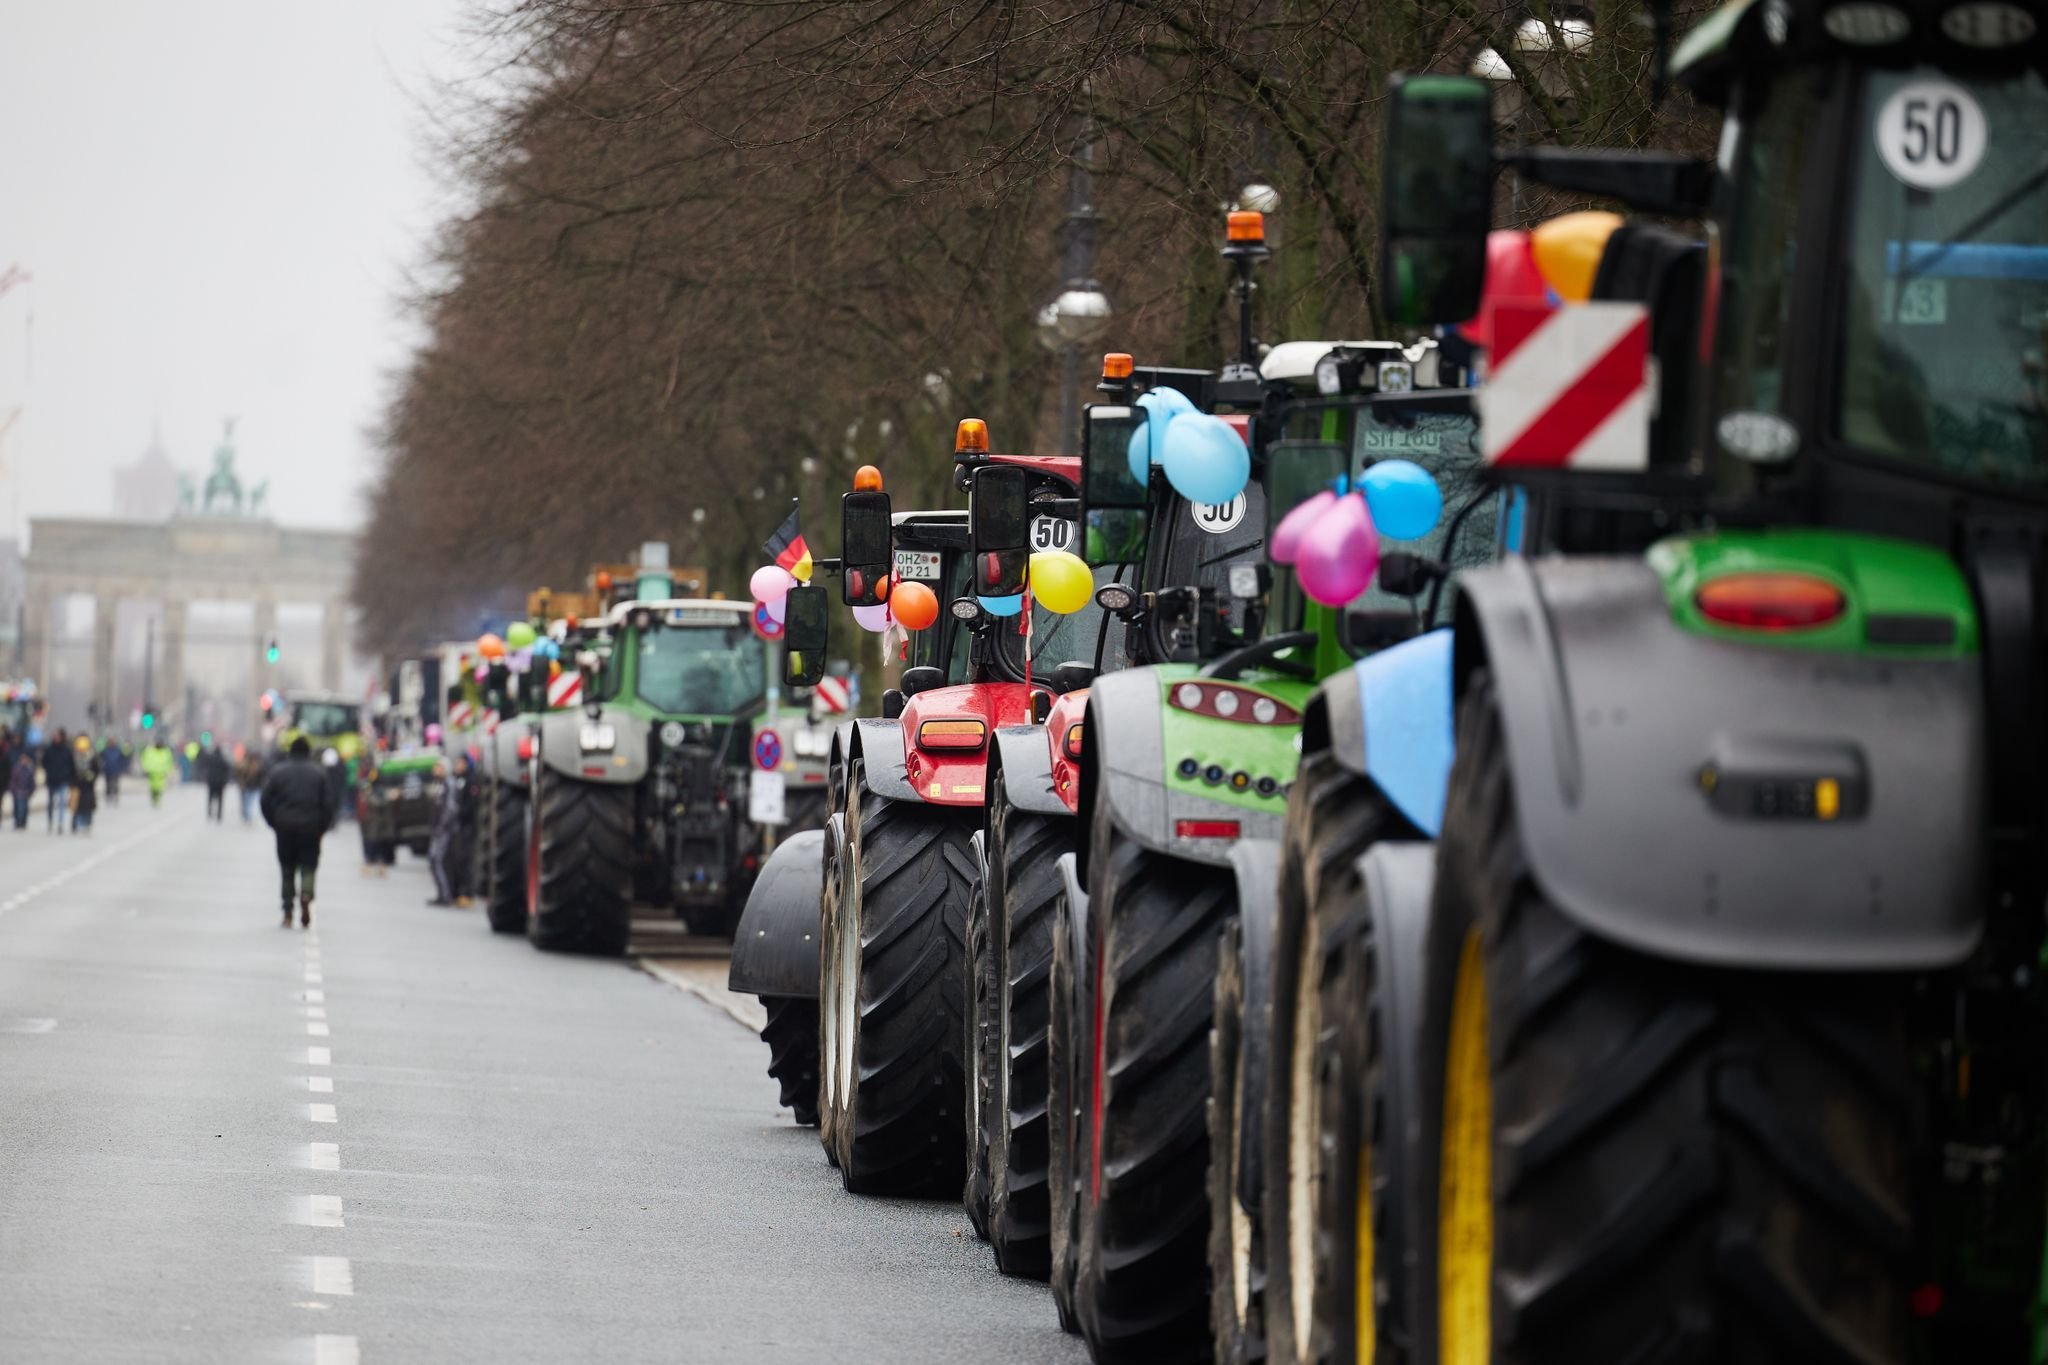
728, 827, 826, 998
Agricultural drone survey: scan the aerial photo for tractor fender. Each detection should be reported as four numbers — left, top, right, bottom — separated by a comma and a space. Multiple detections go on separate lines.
848, 717, 918, 802
492, 717, 534, 788
1351, 629, 1456, 837
727, 828, 826, 998
1454, 556, 1985, 970
1353, 840, 1436, 1327
992, 724, 1066, 816
1225, 837, 1282, 1210
1057, 849, 1089, 985
536, 706, 651, 784
1085, 667, 1287, 869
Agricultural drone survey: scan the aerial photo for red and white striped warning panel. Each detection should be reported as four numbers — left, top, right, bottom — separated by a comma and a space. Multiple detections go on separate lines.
547, 672, 583, 709
814, 675, 850, 715
447, 700, 475, 730
1478, 302, 1651, 470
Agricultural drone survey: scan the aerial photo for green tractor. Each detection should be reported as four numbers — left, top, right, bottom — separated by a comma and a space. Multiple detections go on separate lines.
524, 557, 772, 952
1043, 212, 1501, 1361
1265, 7, 2048, 1363
358, 746, 443, 863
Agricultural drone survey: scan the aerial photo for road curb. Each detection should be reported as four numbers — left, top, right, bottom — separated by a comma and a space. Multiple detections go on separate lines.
638, 957, 766, 1033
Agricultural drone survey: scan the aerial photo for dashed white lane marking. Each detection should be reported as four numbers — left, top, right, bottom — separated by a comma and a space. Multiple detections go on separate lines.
313, 1335, 360, 1365
307, 1047, 330, 1066
311, 1257, 354, 1296
305, 971, 323, 984
308, 1077, 334, 1094
306, 1195, 345, 1228
309, 1104, 337, 1124
304, 990, 325, 1003
307, 1023, 329, 1037
307, 1006, 327, 1020
308, 1143, 340, 1171
0, 824, 164, 920
0, 1018, 57, 1034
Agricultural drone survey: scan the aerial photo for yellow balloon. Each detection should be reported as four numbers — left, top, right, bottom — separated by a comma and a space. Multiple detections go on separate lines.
1530, 211, 1624, 304
1028, 550, 1093, 615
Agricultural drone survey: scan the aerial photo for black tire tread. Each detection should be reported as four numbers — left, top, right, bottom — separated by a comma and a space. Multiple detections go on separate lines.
761, 996, 821, 1126
528, 769, 633, 955
486, 782, 528, 934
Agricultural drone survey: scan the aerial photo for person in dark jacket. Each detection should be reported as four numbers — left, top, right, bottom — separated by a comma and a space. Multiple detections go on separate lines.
260, 737, 338, 928
200, 743, 232, 822
42, 728, 76, 834
71, 743, 98, 834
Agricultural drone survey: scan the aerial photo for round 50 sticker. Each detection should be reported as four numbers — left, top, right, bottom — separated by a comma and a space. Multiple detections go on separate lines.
1876, 80, 1987, 191
1031, 515, 1075, 552
1192, 495, 1246, 534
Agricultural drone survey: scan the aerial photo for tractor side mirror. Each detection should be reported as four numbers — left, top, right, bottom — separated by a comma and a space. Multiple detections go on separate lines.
782, 586, 829, 688
840, 490, 894, 607
970, 465, 1031, 598
900, 665, 945, 698
1382, 74, 1494, 327
1080, 404, 1150, 567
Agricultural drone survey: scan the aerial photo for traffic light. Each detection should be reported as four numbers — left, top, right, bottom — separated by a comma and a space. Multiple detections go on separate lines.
266, 639, 280, 664
200, 730, 213, 746
140, 710, 156, 731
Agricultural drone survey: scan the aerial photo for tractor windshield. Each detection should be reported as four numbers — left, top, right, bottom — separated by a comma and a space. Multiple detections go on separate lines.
635, 624, 765, 716
1838, 67, 2048, 489
293, 702, 360, 736
1351, 397, 1496, 627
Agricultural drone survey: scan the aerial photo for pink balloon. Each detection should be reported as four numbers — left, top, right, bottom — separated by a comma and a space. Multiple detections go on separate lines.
1295, 493, 1379, 607
1270, 489, 1337, 566
764, 593, 788, 625
750, 564, 796, 605
851, 602, 891, 633
1455, 230, 1556, 350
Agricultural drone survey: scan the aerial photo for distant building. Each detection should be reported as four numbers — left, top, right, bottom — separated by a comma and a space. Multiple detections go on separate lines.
113, 425, 179, 522
0, 536, 20, 666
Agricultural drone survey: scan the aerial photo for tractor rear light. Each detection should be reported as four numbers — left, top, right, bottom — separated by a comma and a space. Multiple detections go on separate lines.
1695, 573, 1845, 631
517, 736, 535, 761
1064, 724, 1085, 759
918, 718, 987, 750
1175, 819, 1241, 840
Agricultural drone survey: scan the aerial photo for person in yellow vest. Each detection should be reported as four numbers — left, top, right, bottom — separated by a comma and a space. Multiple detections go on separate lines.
140, 741, 175, 808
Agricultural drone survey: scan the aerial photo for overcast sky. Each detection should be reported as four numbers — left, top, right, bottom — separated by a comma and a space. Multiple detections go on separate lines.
0, 0, 476, 541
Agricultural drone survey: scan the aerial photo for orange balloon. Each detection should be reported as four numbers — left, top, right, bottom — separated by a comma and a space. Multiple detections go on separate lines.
890, 579, 939, 631
477, 633, 506, 660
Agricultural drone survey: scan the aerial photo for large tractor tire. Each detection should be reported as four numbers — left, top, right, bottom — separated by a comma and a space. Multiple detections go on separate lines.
1414, 671, 1914, 1365
967, 771, 1067, 1279
818, 759, 976, 1195
965, 848, 995, 1238
761, 996, 820, 1126
525, 767, 634, 956
1047, 880, 1084, 1335
1207, 919, 1263, 1365
817, 814, 848, 1165
1258, 746, 1418, 1365
1073, 811, 1235, 1364
485, 783, 529, 934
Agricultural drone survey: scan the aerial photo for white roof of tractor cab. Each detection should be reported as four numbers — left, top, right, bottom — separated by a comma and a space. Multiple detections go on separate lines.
604, 597, 753, 627
1261, 337, 1441, 388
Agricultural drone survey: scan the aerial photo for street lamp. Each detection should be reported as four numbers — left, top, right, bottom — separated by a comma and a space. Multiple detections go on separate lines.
1039, 122, 1112, 452
1238, 182, 1281, 215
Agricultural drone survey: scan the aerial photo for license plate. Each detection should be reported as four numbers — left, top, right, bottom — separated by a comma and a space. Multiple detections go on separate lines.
402, 778, 422, 798
894, 550, 941, 581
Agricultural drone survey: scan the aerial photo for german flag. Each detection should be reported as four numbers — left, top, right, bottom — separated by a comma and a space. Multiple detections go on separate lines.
763, 500, 813, 582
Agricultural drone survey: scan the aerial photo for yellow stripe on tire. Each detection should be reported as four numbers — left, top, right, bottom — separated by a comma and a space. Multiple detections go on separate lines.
1439, 928, 1492, 1365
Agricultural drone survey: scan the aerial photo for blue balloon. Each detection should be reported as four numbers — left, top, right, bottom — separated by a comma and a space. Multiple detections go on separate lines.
978, 593, 1025, 617
1362, 459, 1443, 540
1127, 386, 1199, 484
1160, 412, 1252, 506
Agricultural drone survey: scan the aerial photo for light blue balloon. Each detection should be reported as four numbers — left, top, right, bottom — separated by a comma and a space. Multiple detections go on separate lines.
1161, 412, 1252, 506
978, 594, 1025, 617
1362, 460, 1443, 540
1127, 386, 1200, 484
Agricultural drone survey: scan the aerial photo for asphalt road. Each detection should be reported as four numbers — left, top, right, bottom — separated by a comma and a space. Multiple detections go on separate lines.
0, 786, 1088, 1364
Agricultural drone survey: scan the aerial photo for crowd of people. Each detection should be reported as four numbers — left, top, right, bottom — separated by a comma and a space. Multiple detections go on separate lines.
0, 723, 280, 835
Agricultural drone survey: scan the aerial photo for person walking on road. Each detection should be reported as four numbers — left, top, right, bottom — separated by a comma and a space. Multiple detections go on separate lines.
42, 728, 76, 834
200, 743, 232, 822
140, 739, 175, 808
101, 739, 125, 806
260, 737, 337, 929
8, 750, 33, 830
71, 740, 98, 835
234, 747, 265, 824
426, 759, 462, 907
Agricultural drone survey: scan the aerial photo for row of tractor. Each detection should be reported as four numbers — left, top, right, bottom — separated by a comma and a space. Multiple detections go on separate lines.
724, 6, 2048, 1362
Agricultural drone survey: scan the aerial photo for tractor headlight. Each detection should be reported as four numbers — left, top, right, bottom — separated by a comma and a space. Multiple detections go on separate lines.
659, 721, 685, 747
1822, 1, 1912, 42
1314, 355, 1344, 396
579, 723, 617, 752
792, 730, 827, 758
1941, 1, 2035, 44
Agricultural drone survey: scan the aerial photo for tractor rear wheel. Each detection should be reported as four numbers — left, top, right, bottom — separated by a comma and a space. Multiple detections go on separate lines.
1260, 746, 1417, 1365
1207, 919, 1262, 1365
526, 767, 633, 955
1074, 815, 1234, 1364
485, 783, 529, 934
1046, 878, 1083, 1335
761, 996, 820, 1126
1419, 670, 1915, 1365
821, 760, 976, 1195
965, 849, 995, 1238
